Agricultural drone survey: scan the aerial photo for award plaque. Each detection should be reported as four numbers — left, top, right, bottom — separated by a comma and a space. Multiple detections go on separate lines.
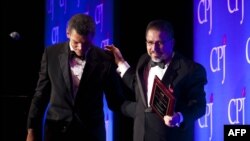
150, 76, 175, 119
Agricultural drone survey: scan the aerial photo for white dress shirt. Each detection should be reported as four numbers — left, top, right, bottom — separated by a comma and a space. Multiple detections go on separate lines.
69, 46, 86, 98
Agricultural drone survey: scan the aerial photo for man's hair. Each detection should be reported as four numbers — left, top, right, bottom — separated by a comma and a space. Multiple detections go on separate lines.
67, 14, 96, 37
145, 20, 174, 39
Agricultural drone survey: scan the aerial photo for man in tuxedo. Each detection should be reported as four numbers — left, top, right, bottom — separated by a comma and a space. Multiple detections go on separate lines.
26, 13, 124, 141
105, 20, 207, 141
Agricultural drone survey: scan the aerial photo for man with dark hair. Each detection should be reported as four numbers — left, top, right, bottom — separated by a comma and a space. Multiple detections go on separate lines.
26, 13, 124, 141
105, 19, 207, 141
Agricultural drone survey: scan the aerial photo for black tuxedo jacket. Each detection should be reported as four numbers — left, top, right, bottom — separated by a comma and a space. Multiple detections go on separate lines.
27, 42, 123, 140
122, 53, 207, 141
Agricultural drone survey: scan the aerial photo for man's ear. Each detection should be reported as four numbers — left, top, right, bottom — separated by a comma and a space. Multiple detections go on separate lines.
66, 29, 70, 38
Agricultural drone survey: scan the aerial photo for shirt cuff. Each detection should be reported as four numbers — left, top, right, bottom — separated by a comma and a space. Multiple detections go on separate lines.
116, 61, 130, 77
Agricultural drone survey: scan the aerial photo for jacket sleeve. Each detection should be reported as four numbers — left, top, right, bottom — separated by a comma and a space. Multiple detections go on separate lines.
27, 48, 51, 130
103, 62, 125, 112
179, 63, 207, 128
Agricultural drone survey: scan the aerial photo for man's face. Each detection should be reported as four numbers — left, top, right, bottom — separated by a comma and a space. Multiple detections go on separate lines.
67, 29, 92, 56
146, 29, 174, 62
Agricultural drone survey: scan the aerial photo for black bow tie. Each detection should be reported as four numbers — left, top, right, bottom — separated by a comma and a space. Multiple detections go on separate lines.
150, 60, 165, 69
70, 51, 85, 60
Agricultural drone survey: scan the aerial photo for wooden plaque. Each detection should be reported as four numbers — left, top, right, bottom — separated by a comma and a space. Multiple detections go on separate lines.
150, 76, 175, 118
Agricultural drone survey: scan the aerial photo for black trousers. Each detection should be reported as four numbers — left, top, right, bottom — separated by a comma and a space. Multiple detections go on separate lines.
44, 119, 106, 141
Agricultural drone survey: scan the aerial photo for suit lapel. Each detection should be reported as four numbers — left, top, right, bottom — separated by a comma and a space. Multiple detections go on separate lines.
58, 43, 74, 100
78, 47, 98, 89
162, 53, 181, 88
136, 55, 151, 107
79, 61, 97, 87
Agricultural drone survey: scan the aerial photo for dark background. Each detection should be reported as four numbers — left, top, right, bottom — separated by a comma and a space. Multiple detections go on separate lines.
1, 1, 44, 140
1, 0, 193, 141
